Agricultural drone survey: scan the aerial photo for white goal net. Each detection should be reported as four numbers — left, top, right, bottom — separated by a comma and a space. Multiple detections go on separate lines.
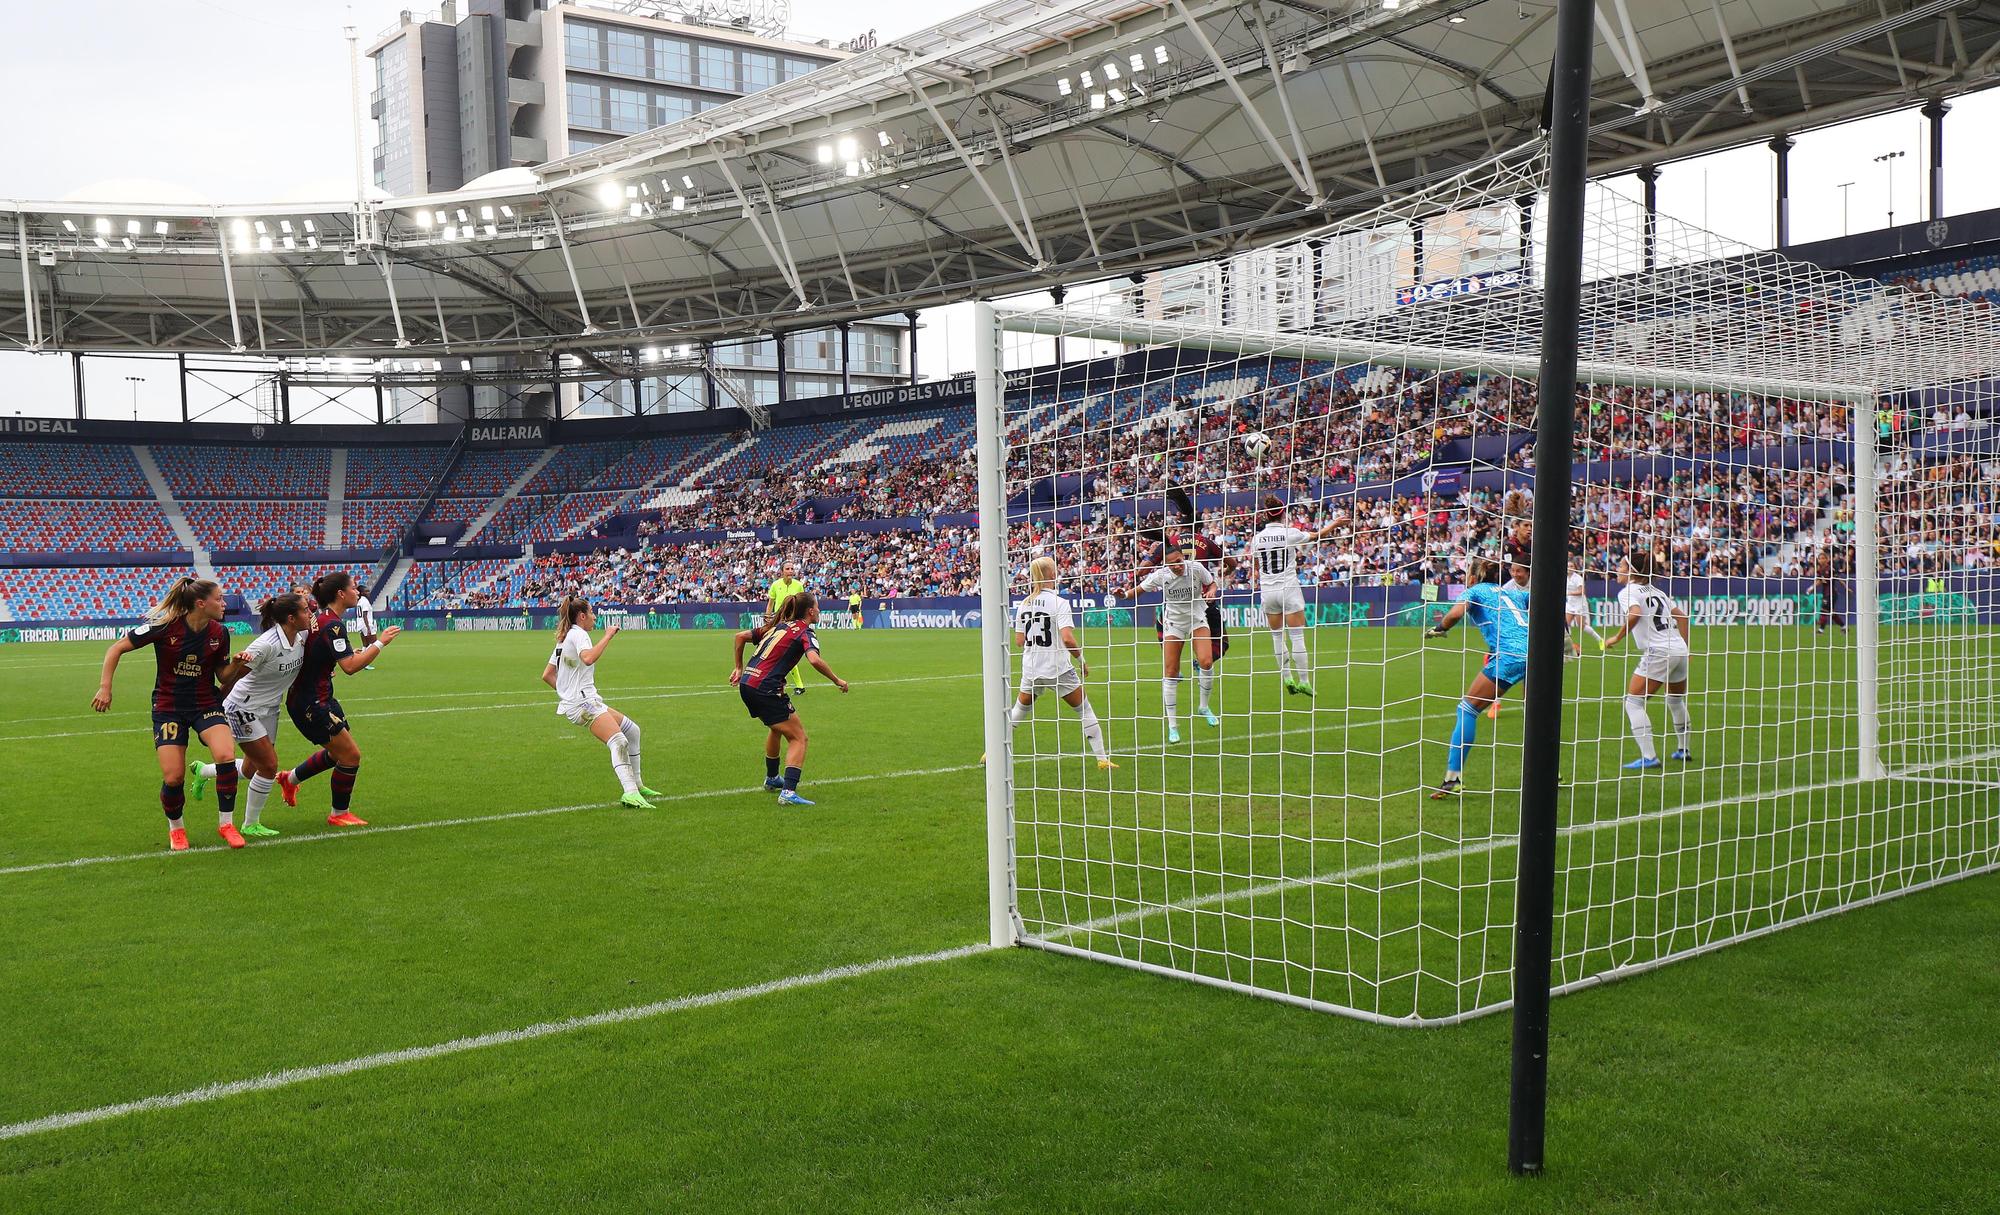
974, 142, 2000, 1025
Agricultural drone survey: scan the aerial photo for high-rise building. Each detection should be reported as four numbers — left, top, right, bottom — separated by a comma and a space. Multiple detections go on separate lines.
369, 1, 913, 417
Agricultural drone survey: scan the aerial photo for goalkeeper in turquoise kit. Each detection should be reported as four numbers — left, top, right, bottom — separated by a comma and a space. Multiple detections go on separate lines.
1424, 555, 1532, 799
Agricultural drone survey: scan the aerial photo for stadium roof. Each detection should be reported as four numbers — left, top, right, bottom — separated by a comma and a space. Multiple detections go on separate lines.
5, 0, 2000, 362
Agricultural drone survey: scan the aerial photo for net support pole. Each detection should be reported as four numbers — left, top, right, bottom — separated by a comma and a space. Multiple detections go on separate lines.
973, 301, 1018, 949
1851, 392, 1884, 780
1508, 0, 1595, 1178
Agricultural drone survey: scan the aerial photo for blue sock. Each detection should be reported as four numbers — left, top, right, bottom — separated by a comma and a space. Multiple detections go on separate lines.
1447, 701, 1480, 775
783, 765, 802, 792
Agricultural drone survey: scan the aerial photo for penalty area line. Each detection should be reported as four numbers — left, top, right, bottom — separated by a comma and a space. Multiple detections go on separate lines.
0, 943, 992, 1143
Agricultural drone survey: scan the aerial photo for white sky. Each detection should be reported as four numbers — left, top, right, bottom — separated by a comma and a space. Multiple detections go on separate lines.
6, 0, 2000, 422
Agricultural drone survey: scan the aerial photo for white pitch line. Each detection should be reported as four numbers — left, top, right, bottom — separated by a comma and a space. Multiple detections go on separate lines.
0, 943, 994, 1143
0, 763, 981, 878
0, 672, 982, 743
1046, 752, 2000, 940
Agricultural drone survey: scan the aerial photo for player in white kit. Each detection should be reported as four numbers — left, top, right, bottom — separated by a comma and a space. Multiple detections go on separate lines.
1116, 539, 1217, 743
186, 592, 315, 837
1564, 565, 1604, 659
989, 557, 1115, 770
543, 595, 661, 808
1599, 551, 1694, 769
353, 592, 380, 669
1244, 495, 1340, 697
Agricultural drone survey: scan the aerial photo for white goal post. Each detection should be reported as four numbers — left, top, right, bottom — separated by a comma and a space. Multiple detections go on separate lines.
971, 141, 2000, 1025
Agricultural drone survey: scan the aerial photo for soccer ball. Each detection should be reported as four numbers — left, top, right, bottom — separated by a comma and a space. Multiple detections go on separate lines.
1241, 431, 1271, 460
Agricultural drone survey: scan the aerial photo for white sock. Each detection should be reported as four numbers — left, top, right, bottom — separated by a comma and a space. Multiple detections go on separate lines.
1665, 694, 1691, 751
619, 717, 644, 787
1162, 676, 1179, 724
608, 732, 640, 794
1009, 701, 1031, 729
1075, 700, 1108, 759
1268, 628, 1289, 680
245, 774, 273, 825
198, 759, 245, 780
219, 805, 233, 828
1287, 628, 1309, 680
1623, 693, 1656, 760
1196, 665, 1214, 713
1583, 623, 1605, 643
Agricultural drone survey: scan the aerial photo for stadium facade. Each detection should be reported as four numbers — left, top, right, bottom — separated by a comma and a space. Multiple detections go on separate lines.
368, 0, 911, 418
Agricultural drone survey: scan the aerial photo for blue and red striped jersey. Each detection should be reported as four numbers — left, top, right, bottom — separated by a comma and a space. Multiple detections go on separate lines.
288, 611, 349, 709
125, 616, 229, 714
741, 620, 817, 695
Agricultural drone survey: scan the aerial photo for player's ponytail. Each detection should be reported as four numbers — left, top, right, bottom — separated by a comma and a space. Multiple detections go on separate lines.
775, 591, 815, 624
147, 576, 218, 625
555, 595, 589, 637
311, 570, 354, 609
1028, 555, 1059, 596
259, 592, 308, 632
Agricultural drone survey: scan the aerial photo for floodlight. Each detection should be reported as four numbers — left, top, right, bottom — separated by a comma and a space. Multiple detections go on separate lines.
499, 205, 514, 218
596, 181, 622, 208
415, 210, 434, 228
1057, 78, 1072, 96
483, 224, 497, 238
1108, 87, 1124, 103
681, 175, 694, 189
1102, 62, 1119, 80
254, 220, 268, 234
443, 225, 458, 240
280, 220, 294, 233
93, 218, 111, 235
877, 130, 892, 147
1089, 93, 1105, 110
123, 236, 138, 249
303, 220, 316, 233
125, 220, 140, 235
153, 221, 170, 235
628, 202, 644, 217
258, 235, 273, 251
61, 219, 76, 233
456, 208, 470, 222
479, 205, 494, 221
836, 136, 857, 160
1154, 45, 1169, 63
1080, 69, 1094, 87
1129, 52, 1145, 71
94, 236, 109, 249
816, 144, 834, 163
282, 236, 296, 250
671, 195, 685, 210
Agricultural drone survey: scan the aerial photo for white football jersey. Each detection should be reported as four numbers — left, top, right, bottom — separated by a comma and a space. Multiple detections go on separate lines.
1566, 572, 1587, 602
223, 625, 306, 715
1617, 583, 1687, 653
1014, 590, 1077, 682
1140, 560, 1215, 613
354, 594, 377, 632
551, 625, 601, 711
1246, 523, 1315, 591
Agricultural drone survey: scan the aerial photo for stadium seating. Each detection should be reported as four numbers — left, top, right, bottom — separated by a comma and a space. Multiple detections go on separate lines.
0, 500, 179, 554
153, 445, 332, 499
0, 443, 151, 498
344, 446, 452, 498
342, 499, 423, 549
183, 501, 327, 551
219, 562, 376, 607
0, 565, 187, 621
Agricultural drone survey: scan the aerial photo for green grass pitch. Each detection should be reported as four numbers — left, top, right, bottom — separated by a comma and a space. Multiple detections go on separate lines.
0, 626, 1995, 1212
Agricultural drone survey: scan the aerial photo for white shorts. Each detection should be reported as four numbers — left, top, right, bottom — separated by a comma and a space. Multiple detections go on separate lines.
224, 703, 279, 744
1020, 669, 1082, 699
561, 696, 610, 727
1633, 647, 1690, 684
1159, 606, 1207, 641
1260, 585, 1306, 617
1565, 596, 1589, 619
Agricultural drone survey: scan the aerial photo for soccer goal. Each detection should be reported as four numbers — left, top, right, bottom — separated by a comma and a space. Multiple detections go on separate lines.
972, 139, 2000, 1027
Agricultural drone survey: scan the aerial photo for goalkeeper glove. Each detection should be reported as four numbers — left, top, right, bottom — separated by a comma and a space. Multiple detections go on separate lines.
1424, 625, 1448, 639
1597, 637, 1611, 652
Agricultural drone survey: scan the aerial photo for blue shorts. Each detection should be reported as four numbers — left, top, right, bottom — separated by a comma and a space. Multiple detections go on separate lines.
1481, 653, 1527, 694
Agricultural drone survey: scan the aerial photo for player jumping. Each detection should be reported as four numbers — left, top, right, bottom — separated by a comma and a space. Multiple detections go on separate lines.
1244, 494, 1340, 696
1117, 538, 1218, 744
90, 576, 244, 851
732, 592, 850, 806
544, 595, 661, 808
1423, 556, 1531, 799
1600, 551, 1695, 768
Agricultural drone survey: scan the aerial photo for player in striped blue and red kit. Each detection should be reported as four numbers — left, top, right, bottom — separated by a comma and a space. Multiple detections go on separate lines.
276, 571, 400, 826
730, 592, 849, 806
91, 577, 245, 851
